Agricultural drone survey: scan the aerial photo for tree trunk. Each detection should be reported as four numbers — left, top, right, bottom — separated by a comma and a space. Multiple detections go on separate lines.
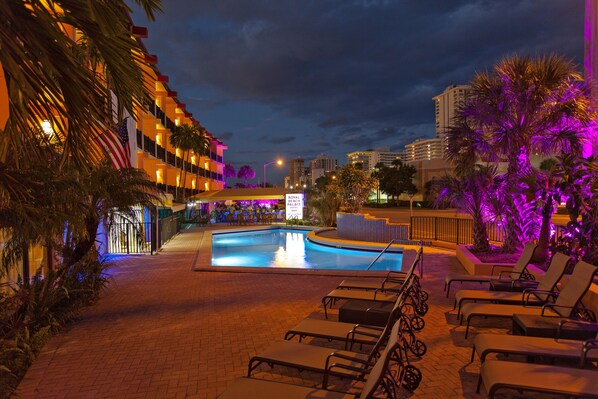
67, 214, 99, 267
532, 194, 553, 265
472, 213, 490, 253
21, 241, 30, 286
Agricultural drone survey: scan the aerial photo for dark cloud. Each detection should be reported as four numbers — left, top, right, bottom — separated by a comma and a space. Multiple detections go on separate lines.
131, 0, 585, 183
218, 131, 234, 140
266, 136, 296, 144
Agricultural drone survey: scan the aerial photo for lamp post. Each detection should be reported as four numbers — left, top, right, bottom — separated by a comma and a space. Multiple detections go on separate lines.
263, 159, 283, 188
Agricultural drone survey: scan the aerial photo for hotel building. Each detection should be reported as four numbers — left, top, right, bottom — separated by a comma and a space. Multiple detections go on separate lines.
346, 148, 404, 174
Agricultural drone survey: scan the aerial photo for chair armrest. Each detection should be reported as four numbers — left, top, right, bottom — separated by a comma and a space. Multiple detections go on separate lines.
540, 304, 594, 319
522, 289, 558, 305
353, 324, 385, 332
498, 270, 535, 279
580, 339, 598, 368
348, 328, 383, 340
490, 265, 511, 276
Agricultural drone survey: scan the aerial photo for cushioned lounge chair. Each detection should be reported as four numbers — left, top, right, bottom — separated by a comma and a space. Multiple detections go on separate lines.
285, 283, 411, 349
454, 252, 569, 317
335, 247, 423, 292
247, 315, 404, 388
471, 320, 598, 363
444, 242, 537, 298
461, 261, 598, 338
218, 320, 402, 399
285, 276, 427, 358
478, 359, 598, 399
320, 254, 422, 319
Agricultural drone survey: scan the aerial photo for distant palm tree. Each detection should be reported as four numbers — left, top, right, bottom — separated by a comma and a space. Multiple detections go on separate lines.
450, 54, 592, 252
237, 165, 256, 187
223, 164, 236, 188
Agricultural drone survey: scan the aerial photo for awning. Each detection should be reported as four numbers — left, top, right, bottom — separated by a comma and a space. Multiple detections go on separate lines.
188, 187, 294, 202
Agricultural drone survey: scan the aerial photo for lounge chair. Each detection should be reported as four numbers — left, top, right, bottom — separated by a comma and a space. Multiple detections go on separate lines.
285, 278, 427, 357
247, 315, 415, 390
443, 242, 537, 298
471, 320, 598, 363
453, 252, 569, 317
478, 359, 598, 399
218, 320, 404, 399
336, 246, 423, 292
320, 254, 423, 319
461, 260, 598, 338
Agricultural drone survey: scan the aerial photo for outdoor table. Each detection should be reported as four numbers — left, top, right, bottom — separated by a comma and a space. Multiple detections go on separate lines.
338, 300, 393, 327
512, 313, 598, 340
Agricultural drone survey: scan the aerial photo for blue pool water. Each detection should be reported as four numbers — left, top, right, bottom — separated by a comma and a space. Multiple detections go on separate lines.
212, 229, 402, 270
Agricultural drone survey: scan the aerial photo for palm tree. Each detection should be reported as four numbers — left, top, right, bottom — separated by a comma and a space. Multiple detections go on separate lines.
452, 54, 592, 252
223, 164, 236, 188
435, 165, 498, 252
191, 125, 212, 194
237, 165, 256, 187
62, 162, 161, 267
0, 0, 162, 168
169, 123, 206, 200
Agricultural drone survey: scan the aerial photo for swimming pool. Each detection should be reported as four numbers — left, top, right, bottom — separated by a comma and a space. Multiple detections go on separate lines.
212, 229, 402, 270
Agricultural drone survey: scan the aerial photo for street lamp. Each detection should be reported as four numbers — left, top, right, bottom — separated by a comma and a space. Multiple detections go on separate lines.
263, 159, 283, 188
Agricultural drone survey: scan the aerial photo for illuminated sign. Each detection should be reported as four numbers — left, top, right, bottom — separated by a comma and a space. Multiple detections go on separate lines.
285, 193, 304, 220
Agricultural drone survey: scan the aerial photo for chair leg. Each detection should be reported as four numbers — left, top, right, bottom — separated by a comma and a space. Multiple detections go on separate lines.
476, 375, 483, 393
465, 317, 472, 339
446, 282, 452, 298
470, 345, 477, 362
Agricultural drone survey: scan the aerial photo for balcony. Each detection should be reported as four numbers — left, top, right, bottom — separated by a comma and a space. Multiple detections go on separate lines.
143, 136, 156, 157
136, 129, 143, 149
156, 145, 166, 162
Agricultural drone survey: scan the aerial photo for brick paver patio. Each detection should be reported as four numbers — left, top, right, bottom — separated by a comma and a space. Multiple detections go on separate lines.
16, 227, 567, 398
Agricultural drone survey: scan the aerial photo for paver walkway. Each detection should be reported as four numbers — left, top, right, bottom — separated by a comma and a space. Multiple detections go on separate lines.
16, 227, 565, 398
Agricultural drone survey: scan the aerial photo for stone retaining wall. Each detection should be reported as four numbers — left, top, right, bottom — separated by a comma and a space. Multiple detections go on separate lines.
336, 212, 409, 243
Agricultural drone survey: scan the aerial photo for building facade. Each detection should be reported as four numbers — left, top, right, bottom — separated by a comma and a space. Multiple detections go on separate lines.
404, 138, 444, 162
289, 157, 306, 188
134, 33, 226, 197
346, 148, 403, 174
310, 154, 338, 186
433, 84, 471, 140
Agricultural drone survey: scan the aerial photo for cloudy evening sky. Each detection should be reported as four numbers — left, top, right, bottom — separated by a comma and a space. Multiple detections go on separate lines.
131, 0, 585, 185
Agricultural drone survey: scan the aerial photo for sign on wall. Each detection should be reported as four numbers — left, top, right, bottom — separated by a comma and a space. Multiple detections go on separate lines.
285, 193, 304, 220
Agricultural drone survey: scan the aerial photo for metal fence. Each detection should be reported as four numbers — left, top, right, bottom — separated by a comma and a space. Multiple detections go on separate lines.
106, 216, 180, 255
410, 216, 566, 245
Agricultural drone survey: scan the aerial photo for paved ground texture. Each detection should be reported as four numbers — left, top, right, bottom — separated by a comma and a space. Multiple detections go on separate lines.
16, 227, 574, 398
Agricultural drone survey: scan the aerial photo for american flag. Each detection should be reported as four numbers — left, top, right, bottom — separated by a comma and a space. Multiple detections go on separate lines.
97, 118, 132, 169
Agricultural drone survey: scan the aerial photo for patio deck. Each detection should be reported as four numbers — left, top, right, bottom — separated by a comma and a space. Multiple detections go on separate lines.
16, 227, 568, 398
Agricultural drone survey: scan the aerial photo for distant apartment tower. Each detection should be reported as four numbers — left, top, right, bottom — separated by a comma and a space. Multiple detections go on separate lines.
433, 84, 471, 140
310, 154, 338, 186
289, 157, 306, 188
346, 147, 403, 174
405, 138, 444, 162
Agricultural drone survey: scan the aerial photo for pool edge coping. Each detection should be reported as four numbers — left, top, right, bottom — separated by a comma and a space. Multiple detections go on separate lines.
192, 225, 416, 277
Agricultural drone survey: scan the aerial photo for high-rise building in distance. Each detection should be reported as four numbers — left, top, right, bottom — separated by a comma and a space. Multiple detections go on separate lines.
310, 154, 338, 186
289, 157, 306, 188
433, 84, 471, 140
346, 147, 403, 174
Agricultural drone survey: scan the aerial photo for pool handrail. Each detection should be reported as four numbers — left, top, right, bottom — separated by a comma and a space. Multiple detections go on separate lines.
366, 240, 424, 277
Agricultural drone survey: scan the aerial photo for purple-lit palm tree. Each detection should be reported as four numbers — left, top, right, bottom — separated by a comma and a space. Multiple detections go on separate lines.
453, 54, 592, 253
237, 165, 256, 187
223, 164, 236, 188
